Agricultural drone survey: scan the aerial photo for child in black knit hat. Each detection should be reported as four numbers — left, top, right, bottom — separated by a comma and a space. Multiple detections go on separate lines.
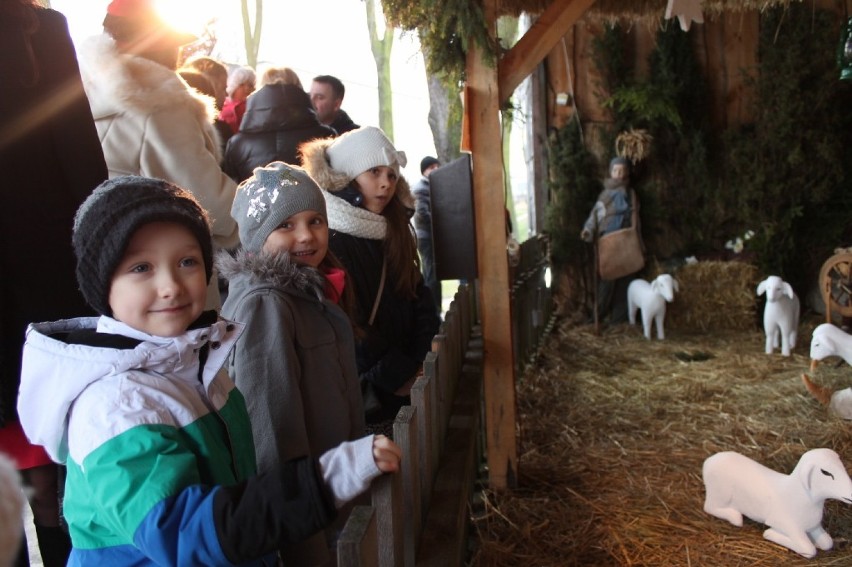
17, 175, 400, 566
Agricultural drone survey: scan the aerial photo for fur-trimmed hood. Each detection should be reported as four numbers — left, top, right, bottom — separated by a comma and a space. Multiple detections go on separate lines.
216, 248, 327, 302
77, 34, 219, 146
299, 136, 413, 208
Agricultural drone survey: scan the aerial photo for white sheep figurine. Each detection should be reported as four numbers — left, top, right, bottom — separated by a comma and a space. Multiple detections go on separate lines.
627, 274, 679, 340
801, 323, 852, 420
756, 275, 800, 356
703, 448, 852, 558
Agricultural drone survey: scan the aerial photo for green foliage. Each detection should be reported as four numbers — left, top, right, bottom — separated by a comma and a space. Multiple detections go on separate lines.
601, 84, 681, 128
382, 0, 497, 83
642, 24, 721, 258
723, 4, 852, 290
590, 22, 733, 261
545, 117, 601, 269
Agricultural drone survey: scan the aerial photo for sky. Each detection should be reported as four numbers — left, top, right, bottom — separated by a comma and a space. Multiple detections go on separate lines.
49, 0, 438, 183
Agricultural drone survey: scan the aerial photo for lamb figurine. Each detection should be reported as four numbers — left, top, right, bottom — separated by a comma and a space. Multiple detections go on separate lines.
756, 275, 800, 356
801, 323, 852, 419
627, 274, 679, 340
703, 448, 852, 558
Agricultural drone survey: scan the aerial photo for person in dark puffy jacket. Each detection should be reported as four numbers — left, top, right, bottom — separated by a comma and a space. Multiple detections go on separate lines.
223, 69, 335, 183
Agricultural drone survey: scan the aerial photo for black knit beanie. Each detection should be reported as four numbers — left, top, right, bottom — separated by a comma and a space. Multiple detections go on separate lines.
72, 176, 214, 316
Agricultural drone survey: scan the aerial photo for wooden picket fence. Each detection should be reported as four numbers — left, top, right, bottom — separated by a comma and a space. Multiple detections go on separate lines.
337, 283, 484, 567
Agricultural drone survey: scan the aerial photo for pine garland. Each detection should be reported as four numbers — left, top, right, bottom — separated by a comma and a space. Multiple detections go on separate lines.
382, 0, 497, 82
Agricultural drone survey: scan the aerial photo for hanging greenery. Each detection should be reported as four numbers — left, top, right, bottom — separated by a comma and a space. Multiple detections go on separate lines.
382, 0, 497, 82
590, 21, 724, 260
723, 3, 852, 291
545, 117, 601, 270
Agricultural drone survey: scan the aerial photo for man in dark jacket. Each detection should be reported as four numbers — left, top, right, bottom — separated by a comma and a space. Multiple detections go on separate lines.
412, 156, 442, 312
309, 75, 360, 135
223, 83, 335, 182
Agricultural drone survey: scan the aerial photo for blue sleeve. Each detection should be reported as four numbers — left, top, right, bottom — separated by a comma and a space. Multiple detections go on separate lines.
133, 458, 336, 565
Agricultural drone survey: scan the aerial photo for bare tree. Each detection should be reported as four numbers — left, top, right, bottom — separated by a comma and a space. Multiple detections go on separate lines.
423, 54, 462, 165
240, 0, 262, 68
366, 0, 394, 140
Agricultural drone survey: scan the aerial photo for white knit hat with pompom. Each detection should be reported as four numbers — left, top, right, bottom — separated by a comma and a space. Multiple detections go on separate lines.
326, 126, 407, 181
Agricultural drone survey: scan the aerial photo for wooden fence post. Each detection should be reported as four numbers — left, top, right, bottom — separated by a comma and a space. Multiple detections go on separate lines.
393, 406, 419, 567
337, 505, 378, 567
371, 467, 403, 567
410, 375, 433, 525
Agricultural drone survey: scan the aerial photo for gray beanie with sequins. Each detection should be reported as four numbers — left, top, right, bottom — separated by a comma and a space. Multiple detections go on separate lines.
231, 161, 327, 252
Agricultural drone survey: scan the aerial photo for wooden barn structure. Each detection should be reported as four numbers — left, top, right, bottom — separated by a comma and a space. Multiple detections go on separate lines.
465, 0, 846, 491
337, 0, 852, 563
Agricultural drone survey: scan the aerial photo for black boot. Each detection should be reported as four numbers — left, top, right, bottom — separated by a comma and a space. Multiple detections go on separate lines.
33, 524, 71, 567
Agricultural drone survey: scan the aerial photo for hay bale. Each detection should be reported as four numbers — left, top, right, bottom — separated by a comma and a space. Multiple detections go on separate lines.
665, 260, 759, 332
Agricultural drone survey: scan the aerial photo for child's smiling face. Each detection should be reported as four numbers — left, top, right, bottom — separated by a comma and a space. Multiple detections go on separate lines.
108, 222, 208, 337
262, 210, 329, 268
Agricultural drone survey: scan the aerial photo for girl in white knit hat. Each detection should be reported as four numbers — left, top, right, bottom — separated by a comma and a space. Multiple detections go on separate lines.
300, 126, 441, 427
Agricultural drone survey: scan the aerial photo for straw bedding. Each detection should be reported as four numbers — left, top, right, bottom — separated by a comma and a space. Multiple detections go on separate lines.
469, 316, 852, 566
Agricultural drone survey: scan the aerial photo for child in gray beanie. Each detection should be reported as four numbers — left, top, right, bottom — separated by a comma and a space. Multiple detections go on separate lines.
17, 174, 400, 566
219, 161, 369, 565
300, 127, 441, 429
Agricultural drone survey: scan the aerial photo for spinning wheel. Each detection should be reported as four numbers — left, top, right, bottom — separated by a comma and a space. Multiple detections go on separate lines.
820, 252, 852, 323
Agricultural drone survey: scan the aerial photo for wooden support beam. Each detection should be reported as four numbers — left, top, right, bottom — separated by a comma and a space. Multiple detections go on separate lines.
498, 0, 597, 103
467, 0, 518, 490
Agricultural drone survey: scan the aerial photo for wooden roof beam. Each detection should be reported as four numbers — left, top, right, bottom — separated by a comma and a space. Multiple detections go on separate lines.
498, 0, 597, 103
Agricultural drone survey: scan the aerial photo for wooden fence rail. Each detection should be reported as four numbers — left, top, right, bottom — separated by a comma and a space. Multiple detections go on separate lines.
337, 284, 483, 567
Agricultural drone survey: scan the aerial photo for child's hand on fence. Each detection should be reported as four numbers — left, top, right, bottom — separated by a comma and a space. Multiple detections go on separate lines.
372, 435, 402, 473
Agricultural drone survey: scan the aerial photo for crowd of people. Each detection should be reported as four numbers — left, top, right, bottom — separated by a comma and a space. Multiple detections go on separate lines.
0, 0, 446, 566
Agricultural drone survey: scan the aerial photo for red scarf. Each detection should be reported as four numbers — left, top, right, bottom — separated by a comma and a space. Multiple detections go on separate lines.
323, 267, 346, 304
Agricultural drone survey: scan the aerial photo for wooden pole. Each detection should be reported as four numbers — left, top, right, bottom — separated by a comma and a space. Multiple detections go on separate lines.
467, 0, 518, 490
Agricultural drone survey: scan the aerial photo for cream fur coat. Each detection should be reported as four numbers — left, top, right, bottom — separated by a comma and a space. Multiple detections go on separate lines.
78, 35, 238, 250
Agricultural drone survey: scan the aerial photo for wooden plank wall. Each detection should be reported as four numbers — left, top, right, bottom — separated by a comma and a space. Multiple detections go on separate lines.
543, 11, 762, 157
544, 1, 845, 154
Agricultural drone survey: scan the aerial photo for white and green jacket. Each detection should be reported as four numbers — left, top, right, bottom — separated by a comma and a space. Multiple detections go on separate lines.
17, 314, 380, 566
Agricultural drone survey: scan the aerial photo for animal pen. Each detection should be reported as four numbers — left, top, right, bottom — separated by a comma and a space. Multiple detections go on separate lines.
470, 260, 852, 566
349, 0, 852, 564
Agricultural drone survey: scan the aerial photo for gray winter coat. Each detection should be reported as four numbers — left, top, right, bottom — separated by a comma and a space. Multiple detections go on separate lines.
218, 250, 364, 469
218, 249, 365, 565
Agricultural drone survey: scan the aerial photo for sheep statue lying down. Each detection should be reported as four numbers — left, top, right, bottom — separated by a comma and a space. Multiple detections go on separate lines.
703, 448, 852, 558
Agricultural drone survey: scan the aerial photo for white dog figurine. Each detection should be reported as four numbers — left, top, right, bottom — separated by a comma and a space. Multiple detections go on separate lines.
756, 275, 799, 356
627, 274, 679, 340
801, 324, 852, 419
703, 448, 852, 558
